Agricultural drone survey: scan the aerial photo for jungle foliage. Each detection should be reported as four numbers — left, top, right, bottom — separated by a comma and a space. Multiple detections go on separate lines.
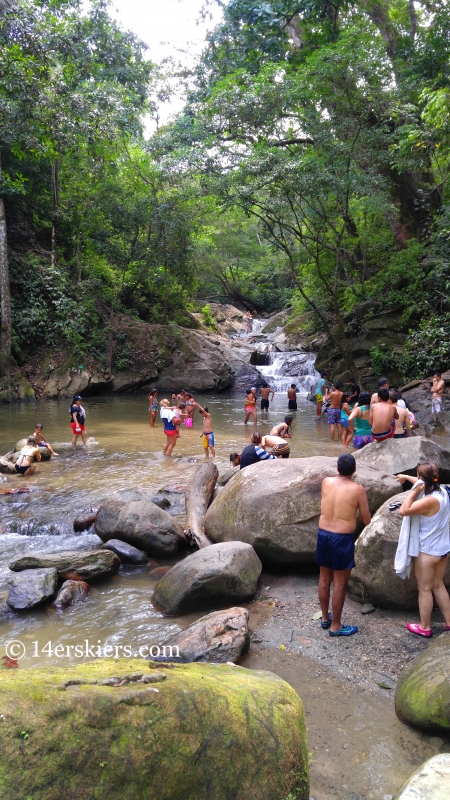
1, 0, 450, 380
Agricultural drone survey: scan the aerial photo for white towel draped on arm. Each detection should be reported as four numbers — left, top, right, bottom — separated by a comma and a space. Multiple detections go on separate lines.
394, 487, 423, 580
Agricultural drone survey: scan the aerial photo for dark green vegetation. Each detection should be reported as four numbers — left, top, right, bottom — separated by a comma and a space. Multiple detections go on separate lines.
0, 659, 309, 800
1, 0, 450, 388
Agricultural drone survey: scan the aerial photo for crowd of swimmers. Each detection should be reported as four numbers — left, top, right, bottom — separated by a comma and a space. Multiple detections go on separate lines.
314, 374, 420, 449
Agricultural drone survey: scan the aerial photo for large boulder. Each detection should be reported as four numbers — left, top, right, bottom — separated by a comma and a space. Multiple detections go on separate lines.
354, 436, 450, 483
204, 457, 399, 565
152, 542, 262, 615
14, 439, 51, 460
155, 607, 250, 664
395, 633, 450, 735
7, 568, 58, 610
95, 489, 185, 557
0, 659, 309, 800
393, 754, 450, 800
9, 550, 120, 582
0, 456, 16, 475
348, 492, 450, 609
100, 539, 149, 565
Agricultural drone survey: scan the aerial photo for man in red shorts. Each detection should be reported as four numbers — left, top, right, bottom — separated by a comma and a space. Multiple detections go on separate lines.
70, 395, 87, 447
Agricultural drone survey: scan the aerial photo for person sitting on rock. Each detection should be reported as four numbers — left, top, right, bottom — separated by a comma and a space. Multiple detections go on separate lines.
316, 453, 371, 636
239, 433, 277, 469
369, 388, 398, 441
31, 424, 58, 457
15, 437, 42, 476
389, 390, 412, 439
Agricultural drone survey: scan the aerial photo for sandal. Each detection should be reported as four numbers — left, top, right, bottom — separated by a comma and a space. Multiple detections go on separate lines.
406, 623, 432, 638
321, 614, 332, 630
329, 625, 358, 637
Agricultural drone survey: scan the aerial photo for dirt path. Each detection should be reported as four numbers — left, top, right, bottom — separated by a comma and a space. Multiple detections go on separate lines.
243, 572, 450, 799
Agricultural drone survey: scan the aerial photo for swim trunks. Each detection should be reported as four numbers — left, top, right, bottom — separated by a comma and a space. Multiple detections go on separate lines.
288, 400, 297, 410
70, 422, 86, 435
328, 408, 341, 425
271, 442, 290, 458
316, 528, 356, 570
202, 432, 215, 448
393, 432, 407, 439
245, 405, 255, 413
15, 464, 29, 475
353, 434, 373, 449
261, 399, 269, 410
340, 417, 349, 428
164, 430, 178, 437
372, 420, 395, 441
432, 398, 442, 414
315, 393, 323, 402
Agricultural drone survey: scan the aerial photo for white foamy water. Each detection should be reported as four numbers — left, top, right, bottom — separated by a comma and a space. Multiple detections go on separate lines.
259, 351, 319, 393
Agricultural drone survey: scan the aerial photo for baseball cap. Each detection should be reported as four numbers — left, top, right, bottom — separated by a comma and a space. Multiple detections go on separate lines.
74, 395, 83, 401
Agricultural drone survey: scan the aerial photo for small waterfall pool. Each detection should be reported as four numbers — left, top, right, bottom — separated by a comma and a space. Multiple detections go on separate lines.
258, 351, 319, 394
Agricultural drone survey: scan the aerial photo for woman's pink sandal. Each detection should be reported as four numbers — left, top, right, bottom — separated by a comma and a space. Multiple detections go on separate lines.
407, 623, 432, 637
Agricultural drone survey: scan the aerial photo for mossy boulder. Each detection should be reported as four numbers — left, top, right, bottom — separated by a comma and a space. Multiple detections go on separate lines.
0, 659, 309, 800
395, 633, 450, 734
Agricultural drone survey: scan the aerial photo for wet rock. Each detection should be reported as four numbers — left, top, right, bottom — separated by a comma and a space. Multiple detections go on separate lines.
204, 457, 399, 566
0, 457, 16, 475
150, 496, 171, 510
361, 603, 376, 615
149, 566, 171, 576
349, 492, 450, 609
155, 607, 250, 663
393, 754, 450, 799
52, 580, 90, 610
354, 436, 450, 483
9, 550, 120, 582
95, 488, 185, 557
395, 633, 450, 734
217, 468, 239, 487
100, 538, 149, 565
73, 507, 99, 532
152, 541, 262, 615
7, 568, 58, 610
0, 659, 309, 800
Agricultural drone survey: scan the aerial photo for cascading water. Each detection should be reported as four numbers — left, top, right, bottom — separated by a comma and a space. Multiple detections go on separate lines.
251, 318, 264, 334
258, 350, 319, 393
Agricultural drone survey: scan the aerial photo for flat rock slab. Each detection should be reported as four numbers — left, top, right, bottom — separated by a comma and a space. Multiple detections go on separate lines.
52, 580, 90, 610
100, 539, 149, 564
9, 550, 120, 582
349, 492, 450, 609
0, 659, 309, 800
95, 488, 185, 556
205, 457, 399, 566
7, 568, 58, 610
152, 541, 262, 615
395, 633, 450, 735
393, 754, 450, 799
354, 436, 450, 483
156, 607, 250, 663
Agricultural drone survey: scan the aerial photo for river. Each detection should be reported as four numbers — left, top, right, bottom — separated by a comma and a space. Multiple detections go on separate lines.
0, 390, 341, 668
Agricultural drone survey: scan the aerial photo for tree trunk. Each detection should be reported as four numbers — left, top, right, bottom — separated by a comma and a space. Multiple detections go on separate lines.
185, 462, 218, 550
51, 154, 61, 268
0, 155, 11, 378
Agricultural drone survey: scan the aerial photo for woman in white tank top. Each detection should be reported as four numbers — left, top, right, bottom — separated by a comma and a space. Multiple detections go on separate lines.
397, 463, 450, 638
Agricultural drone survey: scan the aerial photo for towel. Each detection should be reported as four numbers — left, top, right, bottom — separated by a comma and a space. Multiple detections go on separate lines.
394, 486, 423, 580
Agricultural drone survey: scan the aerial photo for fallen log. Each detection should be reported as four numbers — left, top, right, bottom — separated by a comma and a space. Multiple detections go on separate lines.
185, 462, 218, 550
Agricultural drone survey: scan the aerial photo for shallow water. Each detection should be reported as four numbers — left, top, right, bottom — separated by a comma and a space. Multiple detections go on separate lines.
0, 391, 342, 667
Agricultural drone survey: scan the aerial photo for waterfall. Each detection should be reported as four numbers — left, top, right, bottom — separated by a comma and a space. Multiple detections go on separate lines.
251, 317, 264, 334
258, 350, 319, 393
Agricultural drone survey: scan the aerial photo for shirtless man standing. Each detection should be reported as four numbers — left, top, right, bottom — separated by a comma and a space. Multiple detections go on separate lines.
370, 377, 389, 406
316, 454, 371, 636
195, 403, 216, 458
15, 437, 42, 476
431, 372, 445, 416
259, 383, 274, 413
325, 381, 343, 441
389, 389, 412, 438
369, 387, 399, 441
